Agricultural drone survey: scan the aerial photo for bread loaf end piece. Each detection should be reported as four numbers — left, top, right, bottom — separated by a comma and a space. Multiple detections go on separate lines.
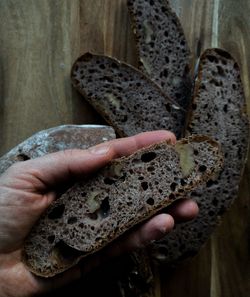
0, 125, 116, 175
23, 135, 223, 277
150, 48, 249, 264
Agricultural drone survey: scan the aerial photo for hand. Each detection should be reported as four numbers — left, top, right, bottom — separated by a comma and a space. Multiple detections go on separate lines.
0, 131, 198, 297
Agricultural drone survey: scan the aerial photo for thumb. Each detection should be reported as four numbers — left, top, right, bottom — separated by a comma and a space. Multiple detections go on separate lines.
6, 131, 176, 193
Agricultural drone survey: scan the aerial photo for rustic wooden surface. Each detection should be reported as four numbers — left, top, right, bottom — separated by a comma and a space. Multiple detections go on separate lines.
0, 1, 249, 296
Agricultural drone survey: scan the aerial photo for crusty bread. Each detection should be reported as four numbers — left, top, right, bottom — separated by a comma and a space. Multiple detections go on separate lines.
22, 135, 223, 277
127, 0, 192, 129
71, 53, 184, 138
0, 125, 116, 175
150, 48, 249, 263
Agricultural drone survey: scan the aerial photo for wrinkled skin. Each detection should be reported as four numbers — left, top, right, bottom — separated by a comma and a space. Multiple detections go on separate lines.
0, 131, 198, 297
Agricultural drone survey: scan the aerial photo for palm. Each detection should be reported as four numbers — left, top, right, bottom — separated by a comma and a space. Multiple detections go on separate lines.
0, 132, 198, 297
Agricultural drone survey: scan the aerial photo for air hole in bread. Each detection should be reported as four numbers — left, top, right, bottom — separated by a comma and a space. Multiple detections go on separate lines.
111, 62, 118, 69
16, 153, 30, 161
48, 204, 65, 220
165, 103, 171, 112
160, 69, 168, 78
88, 197, 110, 220
51, 241, 83, 264
100, 197, 110, 218
180, 179, 186, 186
233, 62, 239, 70
147, 166, 155, 172
146, 198, 155, 205
169, 193, 176, 200
214, 48, 231, 59
47, 235, 55, 244
212, 198, 218, 206
232, 83, 237, 90
121, 115, 128, 123
207, 55, 218, 63
141, 151, 157, 162
208, 210, 215, 216
193, 149, 199, 156
210, 78, 222, 87
175, 93, 181, 99
170, 182, 177, 191
198, 165, 207, 173
104, 76, 114, 83
217, 66, 225, 77
206, 179, 215, 187
141, 181, 148, 191
104, 177, 115, 185
67, 217, 77, 224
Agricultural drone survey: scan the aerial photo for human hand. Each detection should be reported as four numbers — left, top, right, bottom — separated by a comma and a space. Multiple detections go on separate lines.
0, 131, 198, 297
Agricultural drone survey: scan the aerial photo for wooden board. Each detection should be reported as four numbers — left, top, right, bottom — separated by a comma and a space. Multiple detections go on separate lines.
0, 1, 249, 296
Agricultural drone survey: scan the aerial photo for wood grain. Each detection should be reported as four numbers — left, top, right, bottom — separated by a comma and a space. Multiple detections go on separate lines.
0, 1, 249, 297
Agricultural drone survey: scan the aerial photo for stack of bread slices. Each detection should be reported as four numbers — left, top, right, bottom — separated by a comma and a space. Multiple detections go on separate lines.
0, 0, 248, 296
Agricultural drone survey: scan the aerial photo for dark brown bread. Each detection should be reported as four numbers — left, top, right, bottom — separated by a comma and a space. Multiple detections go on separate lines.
71, 53, 184, 138
127, 0, 192, 128
0, 125, 116, 175
22, 135, 223, 277
150, 48, 249, 263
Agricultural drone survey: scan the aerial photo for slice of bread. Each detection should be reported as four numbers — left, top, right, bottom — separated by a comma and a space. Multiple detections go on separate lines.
22, 135, 223, 277
150, 48, 249, 263
71, 53, 185, 138
127, 0, 192, 120
0, 125, 116, 175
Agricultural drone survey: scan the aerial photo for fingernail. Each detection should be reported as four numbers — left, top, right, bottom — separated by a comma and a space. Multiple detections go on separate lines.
89, 145, 110, 155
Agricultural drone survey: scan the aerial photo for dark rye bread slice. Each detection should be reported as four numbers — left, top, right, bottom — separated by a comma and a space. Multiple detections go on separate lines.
149, 48, 249, 263
71, 53, 184, 138
0, 125, 116, 175
127, 0, 192, 113
22, 135, 223, 277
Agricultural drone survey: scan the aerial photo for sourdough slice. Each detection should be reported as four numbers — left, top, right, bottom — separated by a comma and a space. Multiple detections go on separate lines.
71, 53, 184, 138
127, 0, 192, 123
22, 135, 223, 277
0, 125, 116, 174
150, 48, 249, 263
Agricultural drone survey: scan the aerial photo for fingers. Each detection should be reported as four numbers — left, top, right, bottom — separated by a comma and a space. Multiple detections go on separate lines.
40, 199, 199, 291
164, 198, 199, 223
10, 130, 175, 191
104, 214, 175, 258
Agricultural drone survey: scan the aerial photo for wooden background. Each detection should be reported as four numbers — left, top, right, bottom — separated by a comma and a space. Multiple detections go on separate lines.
0, 1, 249, 296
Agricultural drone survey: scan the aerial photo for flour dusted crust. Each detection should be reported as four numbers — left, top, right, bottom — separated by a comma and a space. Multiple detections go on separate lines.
0, 125, 116, 175
22, 135, 223, 277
